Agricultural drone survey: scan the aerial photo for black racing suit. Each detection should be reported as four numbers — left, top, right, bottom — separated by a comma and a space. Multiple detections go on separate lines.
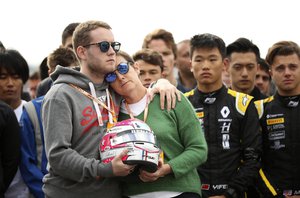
185, 86, 262, 198
255, 93, 300, 197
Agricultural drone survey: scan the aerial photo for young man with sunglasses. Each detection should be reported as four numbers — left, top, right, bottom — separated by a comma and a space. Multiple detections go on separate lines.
41, 20, 180, 198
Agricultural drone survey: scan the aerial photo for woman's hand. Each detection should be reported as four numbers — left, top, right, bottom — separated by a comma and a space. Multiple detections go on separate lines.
139, 160, 171, 182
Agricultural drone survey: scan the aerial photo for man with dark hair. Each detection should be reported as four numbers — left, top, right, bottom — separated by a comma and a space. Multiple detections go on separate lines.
226, 37, 265, 198
255, 58, 273, 96
185, 33, 261, 198
61, 22, 80, 49
226, 37, 266, 100
0, 49, 29, 108
0, 49, 30, 198
133, 48, 164, 88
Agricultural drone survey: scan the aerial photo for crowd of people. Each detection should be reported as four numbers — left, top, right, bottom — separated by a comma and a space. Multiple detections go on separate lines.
0, 19, 300, 198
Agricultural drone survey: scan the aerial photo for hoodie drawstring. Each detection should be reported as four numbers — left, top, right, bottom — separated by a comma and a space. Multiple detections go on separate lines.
89, 82, 103, 126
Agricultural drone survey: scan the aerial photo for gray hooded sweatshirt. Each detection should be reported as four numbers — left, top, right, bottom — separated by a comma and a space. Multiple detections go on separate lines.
42, 66, 122, 198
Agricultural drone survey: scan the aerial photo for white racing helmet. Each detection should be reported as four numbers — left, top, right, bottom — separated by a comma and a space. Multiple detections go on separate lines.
100, 118, 160, 173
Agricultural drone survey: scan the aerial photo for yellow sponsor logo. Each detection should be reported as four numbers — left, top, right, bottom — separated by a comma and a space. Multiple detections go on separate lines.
267, 118, 284, 125
196, 112, 204, 118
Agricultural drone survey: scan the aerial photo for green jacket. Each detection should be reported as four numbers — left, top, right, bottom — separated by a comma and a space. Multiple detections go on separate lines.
119, 94, 208, 196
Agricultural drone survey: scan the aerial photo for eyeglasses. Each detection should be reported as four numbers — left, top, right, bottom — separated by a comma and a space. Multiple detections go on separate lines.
105, 62, 130, 83
83, 41, 121, 53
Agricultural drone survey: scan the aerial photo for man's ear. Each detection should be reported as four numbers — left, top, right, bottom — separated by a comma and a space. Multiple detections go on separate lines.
133, 62, 140, 75
48, 68, 52, 76
223, 58, 230, 72
269, 68, 273, 78
187, 60, 192, 70
190, 60, 193, 72
76, 46, 86, 60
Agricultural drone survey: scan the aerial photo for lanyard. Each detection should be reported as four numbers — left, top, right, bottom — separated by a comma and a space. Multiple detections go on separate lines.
69, 83, 117, 129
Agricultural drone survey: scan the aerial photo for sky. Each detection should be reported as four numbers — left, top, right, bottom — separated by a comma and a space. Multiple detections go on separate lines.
1, 0, 299, 72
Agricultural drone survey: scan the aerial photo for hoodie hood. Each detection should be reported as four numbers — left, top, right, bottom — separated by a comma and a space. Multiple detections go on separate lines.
50, 65, 109, 91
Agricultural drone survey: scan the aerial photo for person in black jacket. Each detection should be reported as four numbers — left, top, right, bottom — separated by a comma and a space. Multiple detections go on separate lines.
226, 37, 266, 198
226, 38, 267, 101
185, 33, 262, 198
0, 100, 20, 198
255, 41, 300, 198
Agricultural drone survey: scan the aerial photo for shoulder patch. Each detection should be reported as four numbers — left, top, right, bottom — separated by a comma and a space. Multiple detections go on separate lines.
254, 100, 264, 119
228, 89, 253, 115
263, 95, 274, 103
254, 96, 274, 119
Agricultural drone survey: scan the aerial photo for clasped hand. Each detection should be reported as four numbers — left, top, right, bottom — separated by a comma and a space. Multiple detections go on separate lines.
139, 159, 171, 182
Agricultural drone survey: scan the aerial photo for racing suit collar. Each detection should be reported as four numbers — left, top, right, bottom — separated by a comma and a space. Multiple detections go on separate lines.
196, 85, 226, 105
275, 92, 300, 108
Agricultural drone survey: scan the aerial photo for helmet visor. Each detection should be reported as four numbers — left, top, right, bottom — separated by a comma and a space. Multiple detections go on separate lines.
112, 129, 157, 145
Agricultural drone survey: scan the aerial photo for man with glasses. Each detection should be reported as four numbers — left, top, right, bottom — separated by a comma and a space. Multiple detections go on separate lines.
42, 20, 179, 198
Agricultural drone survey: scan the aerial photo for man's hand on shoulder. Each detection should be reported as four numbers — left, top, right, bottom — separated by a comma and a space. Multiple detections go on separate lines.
148, 79, 181, 110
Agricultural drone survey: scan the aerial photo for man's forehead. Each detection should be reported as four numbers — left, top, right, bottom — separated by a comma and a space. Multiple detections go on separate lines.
0, 67, 18, 75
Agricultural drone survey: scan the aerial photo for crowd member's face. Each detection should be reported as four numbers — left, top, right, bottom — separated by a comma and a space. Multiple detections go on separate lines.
222, 69, 231, 87
136, 60, 162, 88
63, 36, 73, 49
228, 52, 258, 94
255, 65, 270, 95
270, 53, 300, 96
80, 27, 117, 83
27, 78, 40, 99
176, 42, 192, 75
110, 56, 141, 97
191, 47, 224, 92
0, 68, 23, 108
147, 39, 175, 78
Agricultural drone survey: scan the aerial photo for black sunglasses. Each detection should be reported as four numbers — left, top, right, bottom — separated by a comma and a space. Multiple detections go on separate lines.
105, 62, 131, 83
83, 41, 121, 53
